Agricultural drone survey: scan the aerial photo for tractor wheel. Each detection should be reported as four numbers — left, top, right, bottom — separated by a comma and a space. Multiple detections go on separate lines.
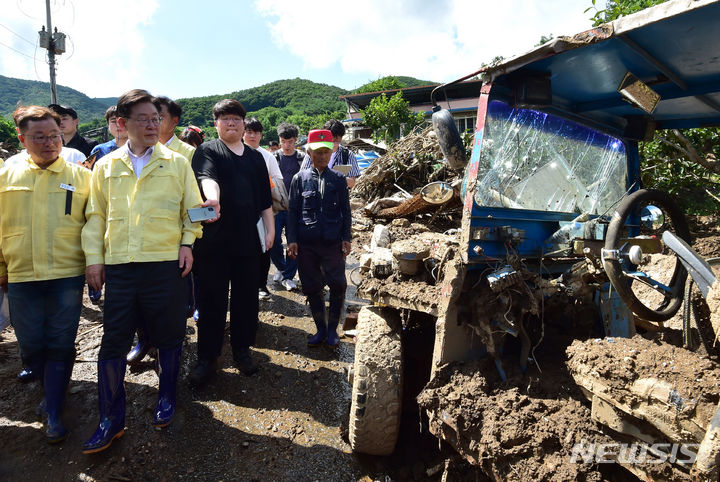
348, 306, 403, 455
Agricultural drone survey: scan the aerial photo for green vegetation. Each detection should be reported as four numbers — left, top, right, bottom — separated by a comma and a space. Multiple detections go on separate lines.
177, 78, 348, 142
353, 75, 435, 94
0, 74, 114, 122
354, 76, 406, 94
361, 91, 424, 143
0, 115, 18, 145
586, 0, 668, 26
1, 73, 434, 147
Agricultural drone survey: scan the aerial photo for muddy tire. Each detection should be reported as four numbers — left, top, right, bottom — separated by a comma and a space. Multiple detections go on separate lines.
349, 306, 403, 455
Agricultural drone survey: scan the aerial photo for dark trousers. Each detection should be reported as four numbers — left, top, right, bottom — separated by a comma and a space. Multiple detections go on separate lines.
195, 252, 260, 361
297, 241, 347, 323
269, 210, 297, 280
99, 261, 186, 360
8, 275, 84, 363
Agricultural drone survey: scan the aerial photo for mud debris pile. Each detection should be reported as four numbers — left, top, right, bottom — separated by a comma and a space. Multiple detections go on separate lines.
567, 335, 720, 444
352, 125, 469, 223
417, 359, 616, 481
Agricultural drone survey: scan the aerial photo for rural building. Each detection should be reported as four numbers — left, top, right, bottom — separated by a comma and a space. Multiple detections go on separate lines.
340, 79, 482, 139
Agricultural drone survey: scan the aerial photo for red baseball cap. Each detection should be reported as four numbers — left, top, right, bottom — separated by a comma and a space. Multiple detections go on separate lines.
307, 129, 333, 150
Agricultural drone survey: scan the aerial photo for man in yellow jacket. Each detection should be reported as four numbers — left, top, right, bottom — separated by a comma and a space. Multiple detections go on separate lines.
124, 95, 198, 366
81, 89, 204, 454
0, 105, 91, 443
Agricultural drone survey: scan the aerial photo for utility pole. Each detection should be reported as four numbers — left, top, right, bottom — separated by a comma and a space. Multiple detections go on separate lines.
38, 0, 66, 104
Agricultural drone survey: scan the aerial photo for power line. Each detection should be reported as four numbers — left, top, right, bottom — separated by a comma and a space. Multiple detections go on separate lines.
0, 23, 36, 46
0, 39, 35, 60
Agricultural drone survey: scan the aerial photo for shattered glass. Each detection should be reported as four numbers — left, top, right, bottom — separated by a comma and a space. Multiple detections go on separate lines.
473, 101, 627, 215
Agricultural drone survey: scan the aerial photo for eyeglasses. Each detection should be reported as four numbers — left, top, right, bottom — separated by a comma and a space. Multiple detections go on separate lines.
129, 116, 162, 126
217, 116, 244, 124
27, 133, 62, 144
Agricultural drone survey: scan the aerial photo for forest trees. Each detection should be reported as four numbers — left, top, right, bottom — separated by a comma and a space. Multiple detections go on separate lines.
0, 115, 18, 144
360, 91, 425, 143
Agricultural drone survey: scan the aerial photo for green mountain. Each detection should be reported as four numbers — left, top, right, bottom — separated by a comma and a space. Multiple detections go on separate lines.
178, 78, 349, 128
0, 74, 433, 142
0, 75, 115, 122
395, 76, 435, 87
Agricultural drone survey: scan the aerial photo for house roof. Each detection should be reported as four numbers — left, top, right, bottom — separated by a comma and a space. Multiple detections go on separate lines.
482, 0, 720, 132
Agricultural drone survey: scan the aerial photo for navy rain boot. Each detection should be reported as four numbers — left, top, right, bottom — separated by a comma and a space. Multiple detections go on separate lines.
326, 289, 345, 347
326, 322, 340, 347
126, 328, 150, 365
307, 293, 327, 346
308, 312, 327, 346
43, 360, 73, 443
153, 345, 182, 428
82, 359, 126, 454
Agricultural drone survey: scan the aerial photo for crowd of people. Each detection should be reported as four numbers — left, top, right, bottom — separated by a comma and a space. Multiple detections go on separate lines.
0, 90, 357, 453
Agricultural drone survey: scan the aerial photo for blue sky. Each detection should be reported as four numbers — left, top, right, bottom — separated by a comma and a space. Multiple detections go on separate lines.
0, 0, 594, 100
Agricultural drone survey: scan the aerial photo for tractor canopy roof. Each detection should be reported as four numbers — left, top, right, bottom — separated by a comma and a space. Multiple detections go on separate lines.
483, 0, 720, 137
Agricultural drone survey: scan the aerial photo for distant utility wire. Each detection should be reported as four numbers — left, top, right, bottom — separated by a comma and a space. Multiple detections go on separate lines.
0, 39, 35, 60
0, 23, 36, 46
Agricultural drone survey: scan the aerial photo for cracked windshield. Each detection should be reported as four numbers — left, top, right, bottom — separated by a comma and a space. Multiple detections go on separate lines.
474, 100, 628, 215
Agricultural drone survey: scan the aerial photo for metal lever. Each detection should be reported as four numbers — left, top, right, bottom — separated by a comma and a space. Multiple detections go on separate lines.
662, 231, 716, 298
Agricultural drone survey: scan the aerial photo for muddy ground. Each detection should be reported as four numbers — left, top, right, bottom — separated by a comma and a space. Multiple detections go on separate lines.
0, 255, 459, 482
2, 219, 719, 481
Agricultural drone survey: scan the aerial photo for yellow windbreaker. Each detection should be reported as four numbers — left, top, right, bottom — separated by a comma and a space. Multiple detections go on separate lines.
0, 156, 91, 281
81, 143, 203, 266
167, 136, 196, 163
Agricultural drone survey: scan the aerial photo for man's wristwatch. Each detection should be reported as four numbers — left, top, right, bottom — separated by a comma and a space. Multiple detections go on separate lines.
181, 243, 194, 249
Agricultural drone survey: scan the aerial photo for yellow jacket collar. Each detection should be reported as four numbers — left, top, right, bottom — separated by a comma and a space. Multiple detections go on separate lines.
26, 155, 66, 172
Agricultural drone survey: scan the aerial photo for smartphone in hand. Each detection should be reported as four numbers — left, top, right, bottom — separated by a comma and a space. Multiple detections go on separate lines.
188, 206, 216, 223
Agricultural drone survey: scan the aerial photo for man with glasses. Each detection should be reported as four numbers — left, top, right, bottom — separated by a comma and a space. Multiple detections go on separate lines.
123, 96, 198, 366
189, 99, 274, 385
81, 89, 204, 453
0, 105, 91, 443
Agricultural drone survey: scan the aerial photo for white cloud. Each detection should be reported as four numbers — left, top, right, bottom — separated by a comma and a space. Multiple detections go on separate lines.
0, 0, 158, 98
255, 0, 592, 86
